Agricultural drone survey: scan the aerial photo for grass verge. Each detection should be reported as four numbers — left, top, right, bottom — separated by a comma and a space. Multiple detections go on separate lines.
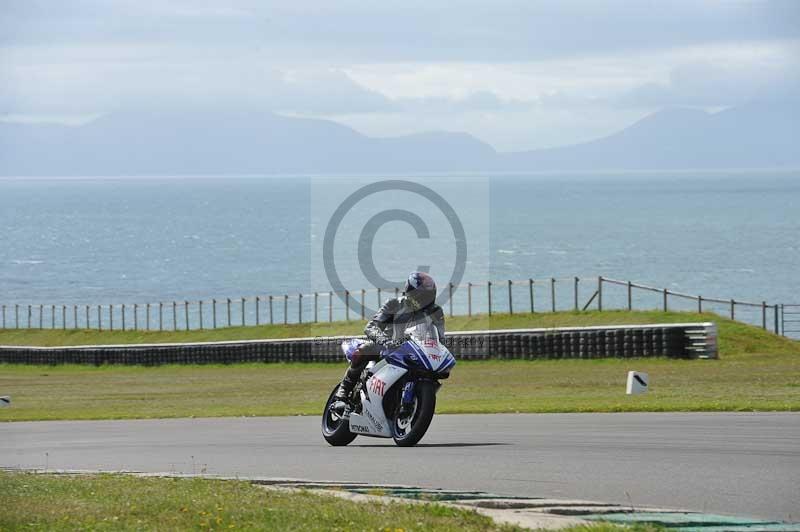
0, 471, 661, 531
0, 309, 776, 347
1, 311, 798, 421
0, 471, 517, 531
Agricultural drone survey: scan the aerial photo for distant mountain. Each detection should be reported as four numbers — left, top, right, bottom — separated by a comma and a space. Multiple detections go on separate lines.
0, 110, 497, 175
502, 103, 800, 171
1, 103, 797, 176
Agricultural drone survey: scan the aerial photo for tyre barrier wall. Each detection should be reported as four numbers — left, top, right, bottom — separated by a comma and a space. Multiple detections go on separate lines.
0, 323, 717, 366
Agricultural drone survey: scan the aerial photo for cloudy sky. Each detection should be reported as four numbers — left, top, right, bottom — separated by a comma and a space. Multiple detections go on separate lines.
1, 0, 798, 151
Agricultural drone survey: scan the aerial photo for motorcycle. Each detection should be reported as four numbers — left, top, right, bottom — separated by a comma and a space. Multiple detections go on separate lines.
321, 319, 455, 447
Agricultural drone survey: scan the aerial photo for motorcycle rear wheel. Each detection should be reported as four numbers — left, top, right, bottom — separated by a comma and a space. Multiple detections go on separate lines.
392, 380, 437, 447
321, 384, 358, 446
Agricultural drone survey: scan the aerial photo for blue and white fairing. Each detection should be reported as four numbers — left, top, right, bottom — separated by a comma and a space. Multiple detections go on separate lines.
383, 321, 456, 375
341, 319, 455, 438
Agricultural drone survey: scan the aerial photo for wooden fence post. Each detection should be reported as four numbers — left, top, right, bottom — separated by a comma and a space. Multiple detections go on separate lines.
199, 301, 203, 330
241, 297, 245, 327
627, 280, 632, 310
39, 304, 43, 329
328, 292, 333, 322
467, 282, 472, 316
97, 305, 102, 331
449, 283, 454, 317
345, 291, 350, 321
172, 301, 177, 331
62, 305, 66, 330
314, 292, 319, 323
551, 278, 556, 312
256, 297, 260, 325
762, 301, 767, 330
74, 305, 78, 330
212, 300, 217, 329
269, 295, 274, 325
573, 277, 579, 311
663, 289, 668, 312
226, 298, 231, 327
51, 305, 55, 329
145, 303, 150, 331
299, 293, 303, 324
487, 281, 492, 316
360, 289, 365, 320
122, 304, 126, 331
283, 295, 288, 325
86, 305, 90, 330
508, 280, 513, 315
597, 276, 602, 311
730, 299, 735, 320
109, 304, 113, 331
529, 279, 534, 313
698, 295, 703, 313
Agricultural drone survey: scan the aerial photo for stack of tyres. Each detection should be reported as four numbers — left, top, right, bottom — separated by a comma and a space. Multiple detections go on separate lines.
521, 334, 532, 360
580, 332, 589, 358
604, 330, 614, 357
643, 329, 652, 356
633, 329, 644, 355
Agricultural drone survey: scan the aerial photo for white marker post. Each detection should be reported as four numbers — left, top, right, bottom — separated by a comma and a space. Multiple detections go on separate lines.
626, 371, 649, 395
0, 396, 10, 407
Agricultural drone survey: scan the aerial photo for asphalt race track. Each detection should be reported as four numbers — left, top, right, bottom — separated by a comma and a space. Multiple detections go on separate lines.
3, 413, 799, 522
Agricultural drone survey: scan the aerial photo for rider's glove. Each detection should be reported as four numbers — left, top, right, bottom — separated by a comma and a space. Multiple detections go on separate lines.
382, 338, 404, 351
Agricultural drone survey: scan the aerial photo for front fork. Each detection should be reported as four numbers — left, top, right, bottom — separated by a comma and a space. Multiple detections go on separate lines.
401, 381, 416, 405
399, 381, 416, 417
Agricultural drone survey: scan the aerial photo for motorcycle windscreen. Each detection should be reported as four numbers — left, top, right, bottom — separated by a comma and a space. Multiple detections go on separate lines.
404, 318, 455, 373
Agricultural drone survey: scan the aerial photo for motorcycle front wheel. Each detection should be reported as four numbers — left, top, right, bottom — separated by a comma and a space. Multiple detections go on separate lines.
392, 380, 437, 447
321, 384, 357, 446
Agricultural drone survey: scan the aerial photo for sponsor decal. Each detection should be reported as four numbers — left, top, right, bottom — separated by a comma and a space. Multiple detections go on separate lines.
365, 408, 384, 432
351, 424, 370, 433
427, 351, 441, 361
369, 377, 386, 397
424, 339, 437, 347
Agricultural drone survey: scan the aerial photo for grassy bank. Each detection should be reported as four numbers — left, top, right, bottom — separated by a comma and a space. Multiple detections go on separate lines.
0, 471, 661, 532
1, 311, 797, 421
0, 309, 754, 347
0, 471, 517, 531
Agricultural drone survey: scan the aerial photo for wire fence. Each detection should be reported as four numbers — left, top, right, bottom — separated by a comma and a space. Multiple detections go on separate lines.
0, 275, 792, 337
780, 304, 800, 338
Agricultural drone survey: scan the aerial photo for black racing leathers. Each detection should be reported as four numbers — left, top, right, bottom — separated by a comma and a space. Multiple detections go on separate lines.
364, 297, 445, 348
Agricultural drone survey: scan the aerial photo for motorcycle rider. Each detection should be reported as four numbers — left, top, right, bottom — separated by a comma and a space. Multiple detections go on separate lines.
332, 271, 445, 409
